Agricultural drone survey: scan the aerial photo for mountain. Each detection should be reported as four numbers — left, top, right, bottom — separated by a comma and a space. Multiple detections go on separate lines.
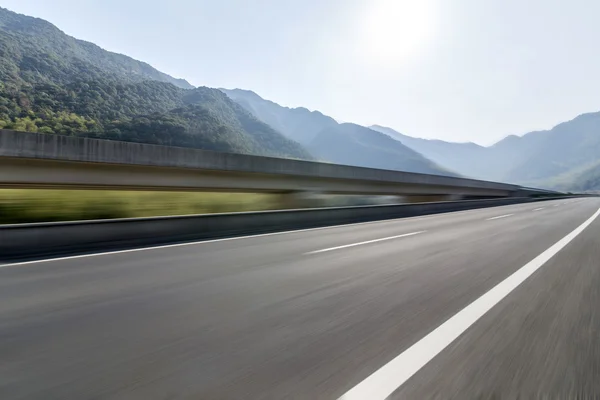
459, 112, 600, 188
223, 84, 600, 185
308, 123, 453, 175
0, 7, 310, 160
566, 163, 600, 192
9, 7, 594, 184
221, 89, 455, 176
373, 114, 600, 190
220, 88, 337, 145
538, 161, 600, 192
370, 125, 490, 179
0, 7, 193, 89
501, 113, 600, 184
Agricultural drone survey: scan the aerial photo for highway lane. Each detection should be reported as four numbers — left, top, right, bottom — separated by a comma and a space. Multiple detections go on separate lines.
0, 198, 598, 399
393, 199, 600, 399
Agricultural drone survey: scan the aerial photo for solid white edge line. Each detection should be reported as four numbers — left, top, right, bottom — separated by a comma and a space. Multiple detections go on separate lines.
338, 206, 600, 400
485, 213, 514, 221
306, 231, 425, 255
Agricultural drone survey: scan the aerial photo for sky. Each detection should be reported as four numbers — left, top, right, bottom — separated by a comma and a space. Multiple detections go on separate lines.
3, 0, 600, 145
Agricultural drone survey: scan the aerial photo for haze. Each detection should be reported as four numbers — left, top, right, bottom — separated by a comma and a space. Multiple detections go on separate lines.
4, 0, 600, 145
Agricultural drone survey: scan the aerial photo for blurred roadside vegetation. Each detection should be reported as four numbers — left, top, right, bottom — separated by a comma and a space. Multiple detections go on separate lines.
0, 190, 278, 224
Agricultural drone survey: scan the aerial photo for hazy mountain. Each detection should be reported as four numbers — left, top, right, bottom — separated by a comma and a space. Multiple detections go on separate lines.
223, 85, 600, 187
371, 124, 557, 183
370, 125, 490, 179
220, 88, 337, 145
222, 82, 600, 186
373, 114, 600, 190
0, 7, 311, 160
501, 112, 600, 184
538, 160, 600, 192
221, 89, 456, 176
566, 163, 600, 191
308, 123, 455, 175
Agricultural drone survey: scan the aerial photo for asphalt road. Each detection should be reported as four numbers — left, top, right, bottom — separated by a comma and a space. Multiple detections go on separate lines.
1, 198, 599, 399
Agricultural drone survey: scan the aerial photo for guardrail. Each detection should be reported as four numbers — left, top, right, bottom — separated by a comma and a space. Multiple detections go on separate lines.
0, 197, 563, 261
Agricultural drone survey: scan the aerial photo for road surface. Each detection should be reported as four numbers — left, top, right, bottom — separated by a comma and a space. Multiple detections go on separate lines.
1, 198, 599, 399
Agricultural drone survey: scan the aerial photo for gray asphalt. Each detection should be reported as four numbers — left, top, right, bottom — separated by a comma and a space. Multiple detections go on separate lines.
0, 198, 599, 399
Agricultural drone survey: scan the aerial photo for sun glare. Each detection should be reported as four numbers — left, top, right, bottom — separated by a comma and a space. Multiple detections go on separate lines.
360, 0, 438, 66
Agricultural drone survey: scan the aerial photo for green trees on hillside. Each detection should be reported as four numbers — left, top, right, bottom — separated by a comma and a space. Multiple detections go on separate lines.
0, 7, 311, 160
0, 111, 97, 134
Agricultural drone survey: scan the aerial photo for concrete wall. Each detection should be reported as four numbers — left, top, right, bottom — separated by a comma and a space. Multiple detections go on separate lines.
0, 130, 518, 197
0, 197, 559, 261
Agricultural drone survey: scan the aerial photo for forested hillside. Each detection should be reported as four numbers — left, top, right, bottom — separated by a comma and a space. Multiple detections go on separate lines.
0, 7, 311, 159
0, 7, 193, 89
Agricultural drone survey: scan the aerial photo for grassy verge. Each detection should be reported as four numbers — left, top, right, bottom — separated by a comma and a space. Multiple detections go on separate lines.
0, 190, 278, 224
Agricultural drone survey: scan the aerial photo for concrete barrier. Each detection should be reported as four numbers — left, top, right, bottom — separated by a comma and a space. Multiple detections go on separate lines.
0, 130, 521, 198
0, 197, 562, 261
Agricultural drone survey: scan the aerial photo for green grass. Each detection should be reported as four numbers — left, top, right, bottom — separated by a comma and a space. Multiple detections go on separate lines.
0, 190, 278, 224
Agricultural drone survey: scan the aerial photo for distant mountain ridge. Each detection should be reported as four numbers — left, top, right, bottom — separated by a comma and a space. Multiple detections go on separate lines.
223, 86, 600, 190
220, 89, 338, 145
221, 88, 456, 176
372, 112, 600, 190
309, 123, 453, 175
369, 125, 489, 178
500, 113, 600, 184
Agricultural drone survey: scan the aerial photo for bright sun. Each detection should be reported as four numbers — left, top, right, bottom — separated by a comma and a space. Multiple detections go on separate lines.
360, 0, 437, 66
